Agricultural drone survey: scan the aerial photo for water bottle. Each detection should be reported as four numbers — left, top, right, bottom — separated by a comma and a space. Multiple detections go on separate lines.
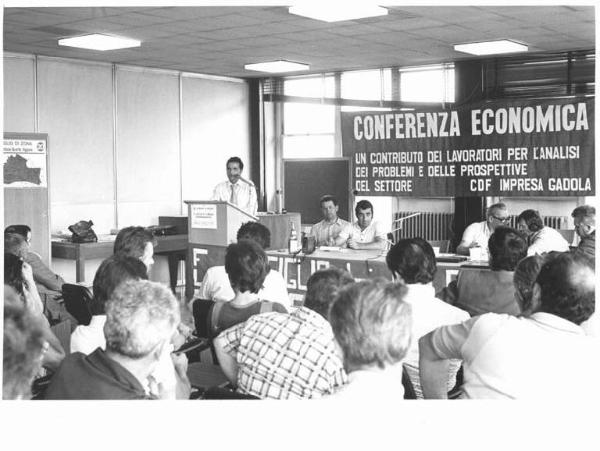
288, 221, 299, 253
276, 189, 283, 214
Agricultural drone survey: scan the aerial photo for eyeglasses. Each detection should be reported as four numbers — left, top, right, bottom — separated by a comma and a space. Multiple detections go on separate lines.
491, 215, 509, 223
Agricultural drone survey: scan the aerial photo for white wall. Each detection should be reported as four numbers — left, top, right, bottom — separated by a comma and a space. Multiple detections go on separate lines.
3, 53, 251, 284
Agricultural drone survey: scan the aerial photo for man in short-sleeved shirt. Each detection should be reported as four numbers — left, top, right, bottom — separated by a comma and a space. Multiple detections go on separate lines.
456, 203, 509, 256
517, 209, 569, 256
310, 195, 351, 247
419, 251, 600, 399
347, 200, 387, 250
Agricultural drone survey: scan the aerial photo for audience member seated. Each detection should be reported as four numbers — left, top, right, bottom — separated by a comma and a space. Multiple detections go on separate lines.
70, 255, 148, 354
517, 209, 569, 255
419, 251, 600, 399
456, 202, 509, 256
386, 238, 469, 398
113, 226, 156, 271
214, 268, 352, 399
45, 280, 191, 400
193, 240, 287, 339
197, 221, 289, 308
438, 227, 527, 317
572, 205, 595, 259
310, 194, 352, 247
326, 278, 412, 400
3, 287, 47, 400
513, 254, 546, 317
4, 253, 65, 372
5, 224, 66, 298
347, 200, 387, 250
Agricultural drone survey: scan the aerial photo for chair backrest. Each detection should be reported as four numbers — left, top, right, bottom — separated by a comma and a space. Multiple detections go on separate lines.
61, 284, 93, 326
192, 298, 218, 339
402, 365, 417, 400
201, 385, 259, 400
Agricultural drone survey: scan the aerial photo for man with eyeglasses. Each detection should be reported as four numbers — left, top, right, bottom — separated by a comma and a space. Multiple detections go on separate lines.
572, 205, 595, 259
456, 203, 509, 256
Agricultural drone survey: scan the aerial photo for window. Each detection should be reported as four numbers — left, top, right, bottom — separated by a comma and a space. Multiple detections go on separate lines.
399, 64, 455, 103
341, 69, 392, 112
282, 75, 336, 159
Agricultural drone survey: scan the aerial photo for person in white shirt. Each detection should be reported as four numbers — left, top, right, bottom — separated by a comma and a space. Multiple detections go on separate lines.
212, 156, 257, 216
327, 278, 412, 400
195, 221, 290, 309
347, 200, 388, 250
456, 202, 509, 256
516, 209, 569, 256
385, 238, 469, 398
310, 195, 352, 247
419, 251, 600, 399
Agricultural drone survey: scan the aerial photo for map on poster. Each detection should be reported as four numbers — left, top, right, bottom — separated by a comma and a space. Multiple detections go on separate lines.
3, 138, 47, 187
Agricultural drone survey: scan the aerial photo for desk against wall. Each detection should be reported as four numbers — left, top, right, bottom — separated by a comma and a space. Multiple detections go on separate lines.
52, 234, 188, 289
188, 245, 486, 305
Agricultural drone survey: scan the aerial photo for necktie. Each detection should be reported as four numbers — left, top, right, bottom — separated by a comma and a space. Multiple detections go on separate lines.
230, 183, 239, 205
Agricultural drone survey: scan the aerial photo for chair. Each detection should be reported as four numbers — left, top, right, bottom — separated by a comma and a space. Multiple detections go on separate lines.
428, 240, 450, 254
201, 385, 259, 400
402, 365, 417, 400
61, 284, 93, 326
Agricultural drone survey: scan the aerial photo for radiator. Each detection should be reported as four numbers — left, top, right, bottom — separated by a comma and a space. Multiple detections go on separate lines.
393, 211, 454, 242
392, 211, 569, 243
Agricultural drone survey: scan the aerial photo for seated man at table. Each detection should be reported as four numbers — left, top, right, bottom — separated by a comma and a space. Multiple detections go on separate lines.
347, 200, 388, 250
572, 205, 595, 259
327, 278, 412, 400
456, 202, 509, 256
386, 238, 469, 398
419, 251, 600, 399
197, 221, 289, 308
438, 227, 527, 317
310, 194, 352, 248
214, 268, 352, 399
3, 288, 47, 400
45, 280, 191, 400
5, 224, 66, 302
113, 226, 156, 272
193, 240, 288, 339
517, 209, 569, 256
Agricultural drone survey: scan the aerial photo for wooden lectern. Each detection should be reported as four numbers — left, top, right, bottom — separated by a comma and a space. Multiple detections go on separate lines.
184, 200, 257, 300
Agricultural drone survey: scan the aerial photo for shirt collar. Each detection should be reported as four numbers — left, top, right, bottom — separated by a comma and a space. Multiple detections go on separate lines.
528, 312, 585, 335
403, 283, 435, 302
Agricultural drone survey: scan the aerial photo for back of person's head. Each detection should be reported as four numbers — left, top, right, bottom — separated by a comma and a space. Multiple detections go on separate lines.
488, 226, 527, 271
113, 226, 155, 259
320, 194, 338, 206
571, 205, 595, 222
4, 225, 31, 240
104, 280, 179, 359
3, 289, 46, 399
386, 238, 436, 284
92, 255, 149, 316
487, 202, 507, 217
4, 252, 25, 296
535, 251, 595, 325
225, 240, 269, 294
4, 233, 28, 259
355, 200, 373, 216
236, 221, 271, 249
330, 278, 412, 373
513, 254, 546, 313
303, 268, 354, 319
517, 209, 544, 232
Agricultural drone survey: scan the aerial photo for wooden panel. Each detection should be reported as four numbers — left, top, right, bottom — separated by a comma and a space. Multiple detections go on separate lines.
258, 212, 301, 250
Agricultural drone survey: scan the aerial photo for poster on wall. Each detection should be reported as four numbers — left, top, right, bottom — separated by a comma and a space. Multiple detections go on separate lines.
2, 136, 48, 188
341, 98, 594, 197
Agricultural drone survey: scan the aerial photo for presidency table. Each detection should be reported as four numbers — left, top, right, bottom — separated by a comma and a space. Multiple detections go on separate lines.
188, 245, 486, 305
52, 234, 188, 290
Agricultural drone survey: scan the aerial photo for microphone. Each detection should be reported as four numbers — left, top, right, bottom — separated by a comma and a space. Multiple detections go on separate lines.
392, 212, 421, 224
238, 176, 255, 186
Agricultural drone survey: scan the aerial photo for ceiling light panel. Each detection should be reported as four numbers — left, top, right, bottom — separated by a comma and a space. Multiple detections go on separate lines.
454, 39, 528, 56
289, 3, 388, 22
244, 60, 309, 73
58, 34, 141, 51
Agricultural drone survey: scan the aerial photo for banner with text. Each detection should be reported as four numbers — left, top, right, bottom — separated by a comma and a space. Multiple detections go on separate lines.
341, 98, 594, 197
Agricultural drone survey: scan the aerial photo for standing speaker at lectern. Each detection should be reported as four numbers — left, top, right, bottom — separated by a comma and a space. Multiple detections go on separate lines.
211, 156, 258, 216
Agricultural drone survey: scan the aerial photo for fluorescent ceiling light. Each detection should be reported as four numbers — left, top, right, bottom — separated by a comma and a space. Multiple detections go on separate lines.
289, 3, 388, 22
244, 60, 309, 73
58, 34, 141, 51
454, 40, 528, 56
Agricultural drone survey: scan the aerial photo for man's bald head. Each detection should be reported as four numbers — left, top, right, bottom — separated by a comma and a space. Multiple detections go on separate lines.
535, 252, 595, 325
